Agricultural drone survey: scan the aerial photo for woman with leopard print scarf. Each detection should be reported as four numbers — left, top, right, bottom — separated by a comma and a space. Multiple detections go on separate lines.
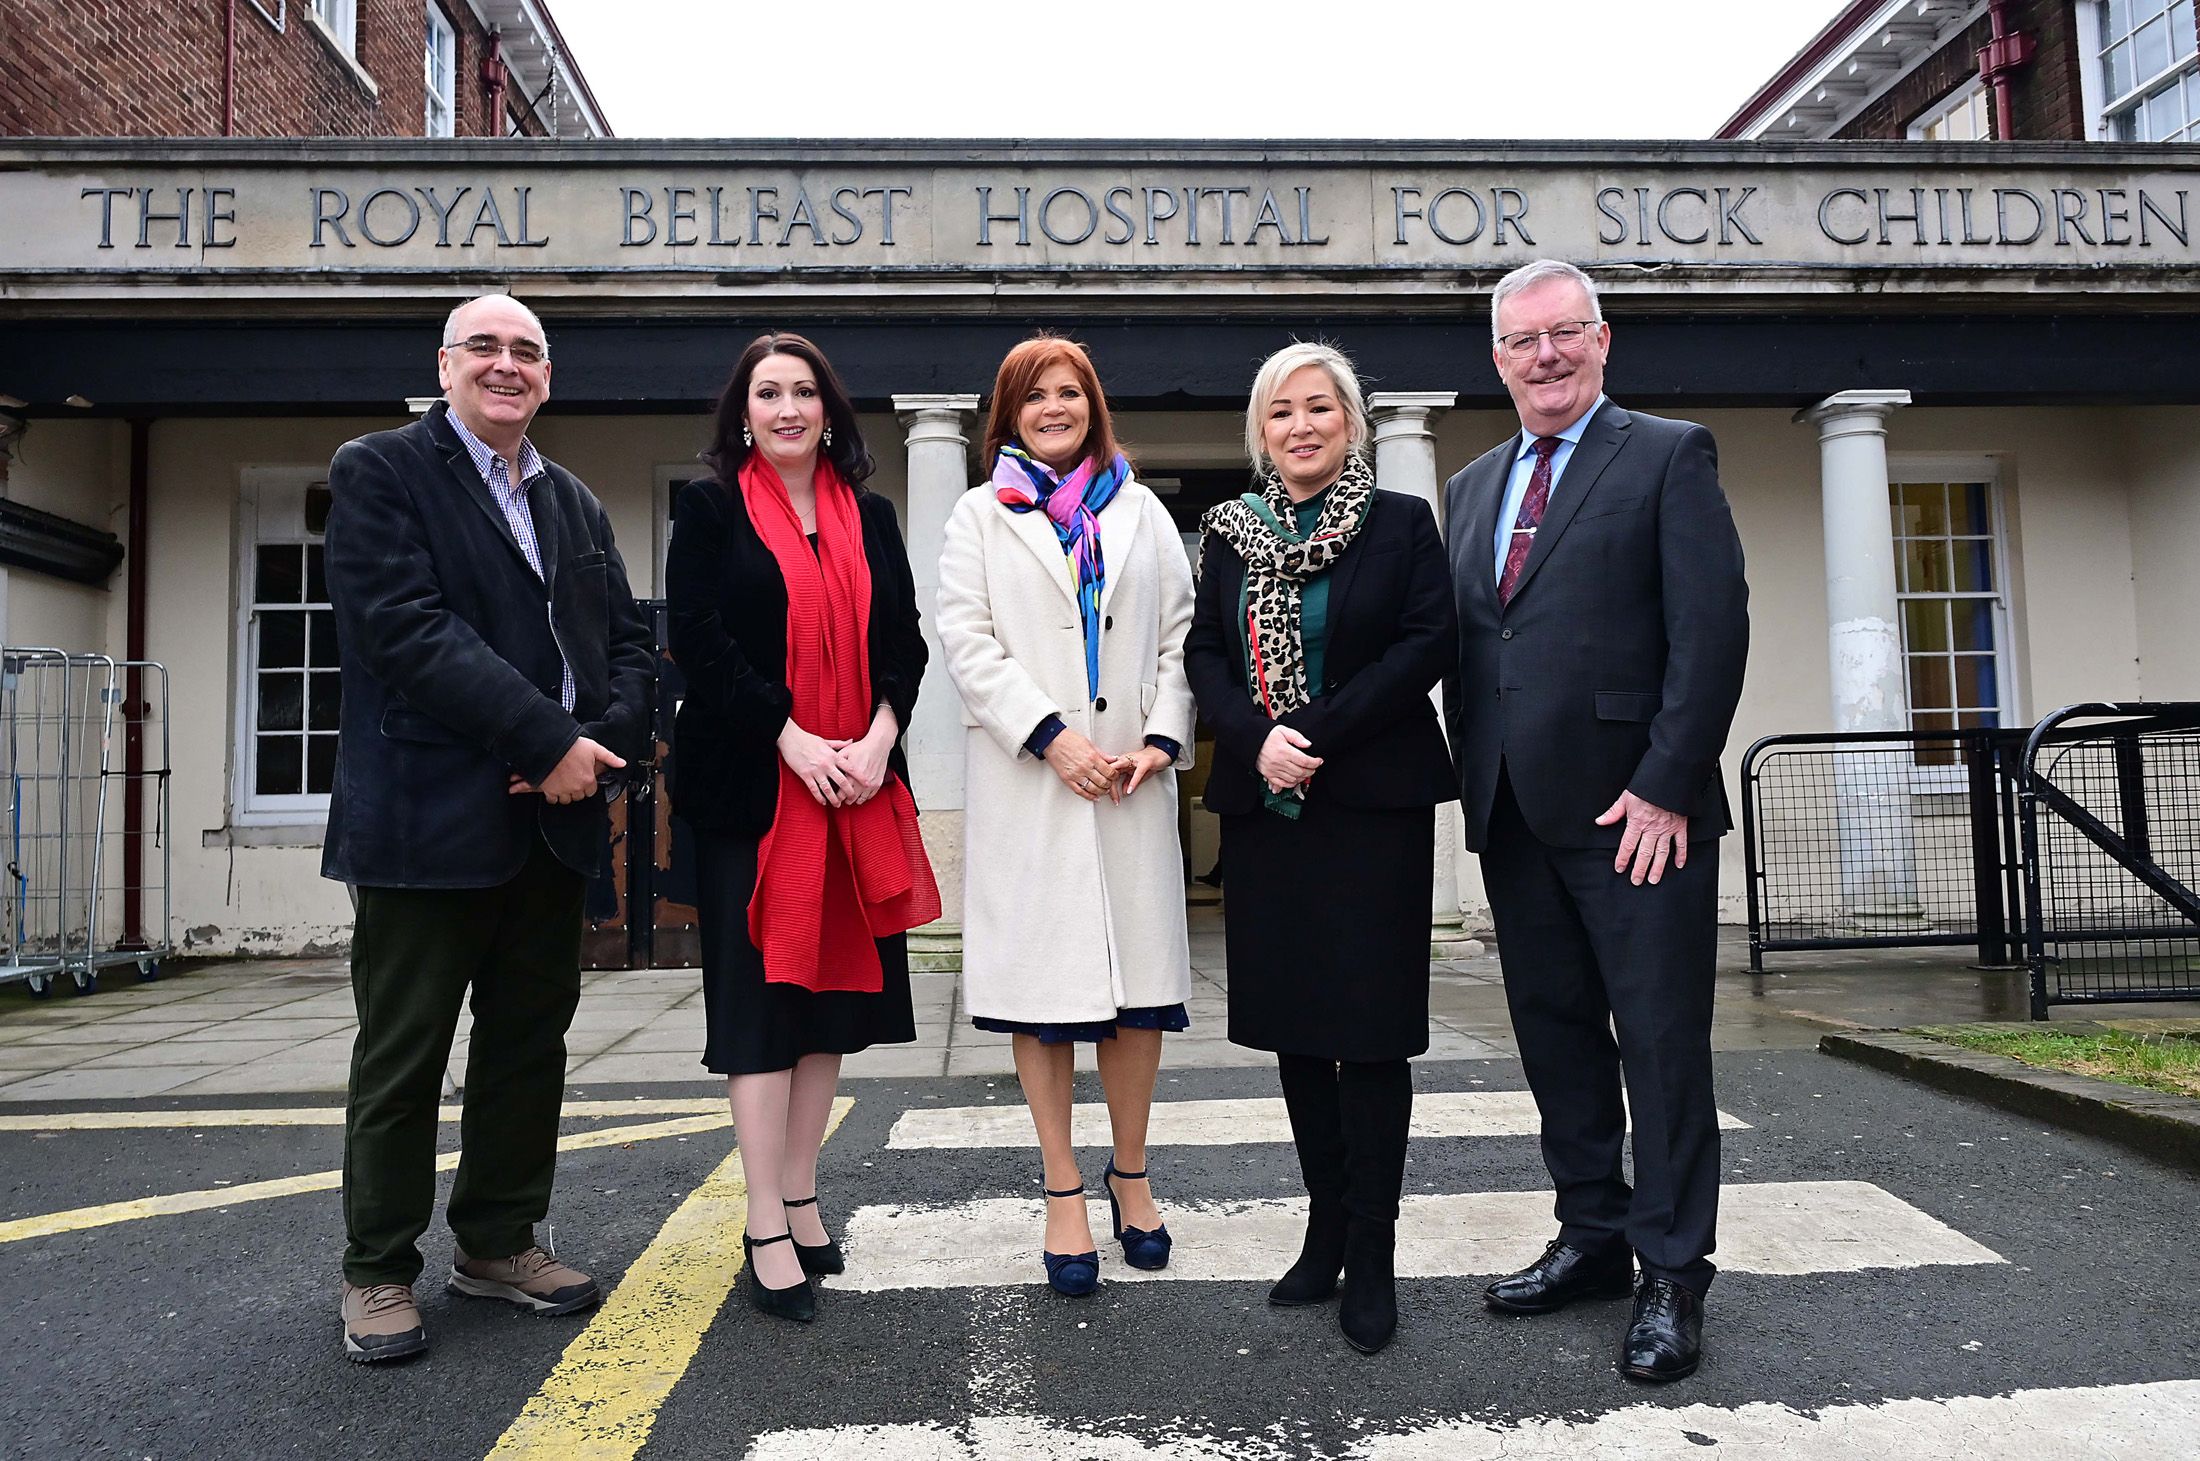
1185, 341, 1459, 1357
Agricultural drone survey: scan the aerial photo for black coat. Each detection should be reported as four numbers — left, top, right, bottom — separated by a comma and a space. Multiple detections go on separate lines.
1186, 488, 1459, 816
665, 476, 925, 836
321, 403, 653, 889
1442, 401, 1750, 852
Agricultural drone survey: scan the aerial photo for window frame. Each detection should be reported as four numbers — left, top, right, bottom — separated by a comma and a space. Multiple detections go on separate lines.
310, 0, 357, 55
424, 4, 457, 139
233, 468, 340, 829
1908, 75, 1993, 140
2096, 0, 2200, 140
1887, 455, 2018, 791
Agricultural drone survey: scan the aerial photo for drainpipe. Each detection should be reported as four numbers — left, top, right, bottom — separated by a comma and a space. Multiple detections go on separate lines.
123, 419, 149, 948
482, 30, 509, 137
1977, 0, 2037, 140
223, 1, 236, 135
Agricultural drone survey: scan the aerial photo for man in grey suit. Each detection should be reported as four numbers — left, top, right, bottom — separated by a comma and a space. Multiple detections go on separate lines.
1443, 259, 1748, 1383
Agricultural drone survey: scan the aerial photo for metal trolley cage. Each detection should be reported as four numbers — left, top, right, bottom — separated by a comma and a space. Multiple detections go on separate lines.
0, 649, 172, 997
2019, 703, 2200, 1018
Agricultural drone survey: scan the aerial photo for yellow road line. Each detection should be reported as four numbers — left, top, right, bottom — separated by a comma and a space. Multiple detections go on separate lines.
0, 1098, 727, 1132
0, 1113, 731, 1245
487, 1096, 856, 1461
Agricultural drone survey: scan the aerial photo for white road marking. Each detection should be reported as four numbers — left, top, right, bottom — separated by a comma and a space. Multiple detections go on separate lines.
826, 1181, 2001, 1292
885, 1092, 1749, 1149
741, 1381, 2200, 1459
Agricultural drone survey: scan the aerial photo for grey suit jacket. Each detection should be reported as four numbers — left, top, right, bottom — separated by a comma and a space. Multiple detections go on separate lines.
1441, 400, 1749, 853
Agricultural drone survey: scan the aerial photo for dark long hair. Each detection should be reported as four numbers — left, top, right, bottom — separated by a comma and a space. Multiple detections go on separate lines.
702, 331, 874, 485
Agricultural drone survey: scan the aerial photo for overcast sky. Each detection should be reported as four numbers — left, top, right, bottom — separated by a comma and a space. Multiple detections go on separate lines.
549, 0, 1846, 140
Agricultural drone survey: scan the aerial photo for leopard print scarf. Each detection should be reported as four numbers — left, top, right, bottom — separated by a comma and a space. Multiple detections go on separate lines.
1198, 453, 1376, 722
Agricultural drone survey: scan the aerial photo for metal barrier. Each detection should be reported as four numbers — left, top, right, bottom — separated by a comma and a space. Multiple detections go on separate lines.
2019, 703, 2200, 1017
0, 650, 172, 997
1741, 727, 2026, 973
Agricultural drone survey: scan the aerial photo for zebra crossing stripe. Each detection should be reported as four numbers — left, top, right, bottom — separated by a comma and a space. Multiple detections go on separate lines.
740, 1380, 2200, 1459
885, 1092, 1751, 1149
825, 1181, 2002, 1292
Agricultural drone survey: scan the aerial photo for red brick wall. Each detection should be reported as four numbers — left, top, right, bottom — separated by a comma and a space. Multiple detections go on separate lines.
0, 0, 540, 138
1834, 1, 2090, 141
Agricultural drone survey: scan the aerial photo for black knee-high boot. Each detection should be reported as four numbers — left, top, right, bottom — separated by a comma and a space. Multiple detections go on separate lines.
1272, 1054, 1349, 1306
1336, 1058, 1413, 1354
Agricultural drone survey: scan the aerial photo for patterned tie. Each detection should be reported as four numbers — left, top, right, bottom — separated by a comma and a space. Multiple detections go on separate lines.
1497, 436, 1563, 606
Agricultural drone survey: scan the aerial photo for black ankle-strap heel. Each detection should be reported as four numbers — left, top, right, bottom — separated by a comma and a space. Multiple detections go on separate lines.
742, 1231, 818, 1323
782, 1195, 845, 1277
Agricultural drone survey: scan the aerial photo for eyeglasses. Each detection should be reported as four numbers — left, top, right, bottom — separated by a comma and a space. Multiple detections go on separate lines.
444, 335, 547, 366
1495, 321, 1602, 360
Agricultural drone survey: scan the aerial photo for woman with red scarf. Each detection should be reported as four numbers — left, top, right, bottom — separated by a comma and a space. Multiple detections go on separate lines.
667, 332, 938, 1324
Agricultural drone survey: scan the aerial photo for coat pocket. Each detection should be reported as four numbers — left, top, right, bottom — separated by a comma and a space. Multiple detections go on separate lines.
1594, 690, 1662, 723
1576, 493, 1650, 521
381, 705, 469, 745
1139, 681, 1157, 715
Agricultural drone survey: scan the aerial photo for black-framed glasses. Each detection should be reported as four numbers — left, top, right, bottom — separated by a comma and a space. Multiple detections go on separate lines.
1496, 320, 1601, 359
444, 335, 548, 366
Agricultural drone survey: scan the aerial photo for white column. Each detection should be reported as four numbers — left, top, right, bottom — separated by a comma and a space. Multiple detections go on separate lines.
894, 393, 980, 970
1797, 389, 1921, 926
1369, 392, 1478, 958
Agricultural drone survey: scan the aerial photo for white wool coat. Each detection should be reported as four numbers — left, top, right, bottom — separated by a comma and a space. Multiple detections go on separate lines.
936, 478, 1196, 1024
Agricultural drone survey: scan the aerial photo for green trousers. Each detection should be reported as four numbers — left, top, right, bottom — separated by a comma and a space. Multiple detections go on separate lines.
341, 837, 584, 1287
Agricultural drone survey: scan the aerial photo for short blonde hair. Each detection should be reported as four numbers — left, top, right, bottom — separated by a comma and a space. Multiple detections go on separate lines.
1243, 341, 1369, 469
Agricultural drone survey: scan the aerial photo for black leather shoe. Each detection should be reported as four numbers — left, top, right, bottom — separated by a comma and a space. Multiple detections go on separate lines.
1483, 1238, 1634, 1315
742, 1232, 818, 1323
1621, 1277, 1703, 1383
783, 1195, 845, 1277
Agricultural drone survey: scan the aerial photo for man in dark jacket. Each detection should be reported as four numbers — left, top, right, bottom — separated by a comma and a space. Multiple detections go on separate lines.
1443, 260, 1748, 1384
324, 293, 652, 1362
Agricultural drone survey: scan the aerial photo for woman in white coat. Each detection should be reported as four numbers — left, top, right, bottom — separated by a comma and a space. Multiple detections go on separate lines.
937, 334, 1196, 1297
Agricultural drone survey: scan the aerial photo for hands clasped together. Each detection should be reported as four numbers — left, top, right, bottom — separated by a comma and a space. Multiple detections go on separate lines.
1041, 727, 1173, 804
778, 709, 901, 808
1256, 724, 1322, 797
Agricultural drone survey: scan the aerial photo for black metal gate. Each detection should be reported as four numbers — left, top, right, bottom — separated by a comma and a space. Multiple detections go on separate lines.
581, 600, 700, 970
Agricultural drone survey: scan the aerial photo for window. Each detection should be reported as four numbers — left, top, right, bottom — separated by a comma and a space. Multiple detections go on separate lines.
312, 0, 356, 53
1891, 472, 2011, 769
236, 472, 339, 823
1911, 78, 1992, 140
424, 5, 457, 138
2100, 0, 2200, 140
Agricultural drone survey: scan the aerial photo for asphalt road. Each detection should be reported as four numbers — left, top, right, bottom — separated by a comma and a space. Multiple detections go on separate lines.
5, 1050, 2197, 1460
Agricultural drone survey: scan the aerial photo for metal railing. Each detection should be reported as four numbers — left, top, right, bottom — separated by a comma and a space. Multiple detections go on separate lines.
1741, 727, 2027, 973
2019, 703, 2200, 1017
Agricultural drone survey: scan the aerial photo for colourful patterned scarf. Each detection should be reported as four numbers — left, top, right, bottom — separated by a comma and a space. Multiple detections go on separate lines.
991, 444, 1129, 701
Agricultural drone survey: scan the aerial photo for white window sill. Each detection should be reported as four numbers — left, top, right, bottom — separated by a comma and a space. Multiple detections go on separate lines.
304, 10, 379, 100
203, 823, 327, 849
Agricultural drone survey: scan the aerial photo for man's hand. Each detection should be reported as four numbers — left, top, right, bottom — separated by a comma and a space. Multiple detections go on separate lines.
508, 736, 625, 806
1043, 728, 1117, 802
1110, 744, 1174, 801
1255, 725, 1322, 794
1596, 790, 1689, 886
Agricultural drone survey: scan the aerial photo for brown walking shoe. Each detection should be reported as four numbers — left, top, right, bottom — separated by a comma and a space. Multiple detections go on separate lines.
340, 1282, 428, 1363
448, 1246, 601, 1316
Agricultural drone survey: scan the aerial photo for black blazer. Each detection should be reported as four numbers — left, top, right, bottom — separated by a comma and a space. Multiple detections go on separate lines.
665, 475, 925, 836
321, 403, 653, 889
1442, 401, 1750, 853
1186, 488, 1459, 816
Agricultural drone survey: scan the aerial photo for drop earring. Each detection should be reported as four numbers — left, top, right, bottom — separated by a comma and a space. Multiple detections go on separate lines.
822, 425, 834, 448
741, 423, 753, 447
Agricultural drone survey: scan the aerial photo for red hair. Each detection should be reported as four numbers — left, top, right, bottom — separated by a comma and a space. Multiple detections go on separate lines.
981, 335, 1126, 473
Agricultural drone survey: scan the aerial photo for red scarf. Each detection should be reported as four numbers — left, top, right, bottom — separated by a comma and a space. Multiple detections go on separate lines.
740, 454, 940, 993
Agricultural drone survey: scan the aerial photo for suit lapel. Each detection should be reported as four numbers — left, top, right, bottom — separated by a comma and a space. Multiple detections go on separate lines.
1506, 401, 1630, 608
1095, 482, 1142, 617
1000, 497, 1081, 609
1460, 446, 1511, 615
1323, 490, 1378, 627
430, 409, 544, 585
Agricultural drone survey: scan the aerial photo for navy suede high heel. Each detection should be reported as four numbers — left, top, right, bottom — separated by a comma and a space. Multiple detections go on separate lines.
1041, 1183, 1100, 1296
1103, 1161, 1172, 1271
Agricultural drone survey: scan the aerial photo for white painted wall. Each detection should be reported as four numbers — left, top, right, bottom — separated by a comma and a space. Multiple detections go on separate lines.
2123, 406, 2200, 701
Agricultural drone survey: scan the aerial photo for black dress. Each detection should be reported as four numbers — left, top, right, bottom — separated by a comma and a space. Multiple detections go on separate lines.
666, 478, 925, 1076
1184, 489, 1459, 1064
